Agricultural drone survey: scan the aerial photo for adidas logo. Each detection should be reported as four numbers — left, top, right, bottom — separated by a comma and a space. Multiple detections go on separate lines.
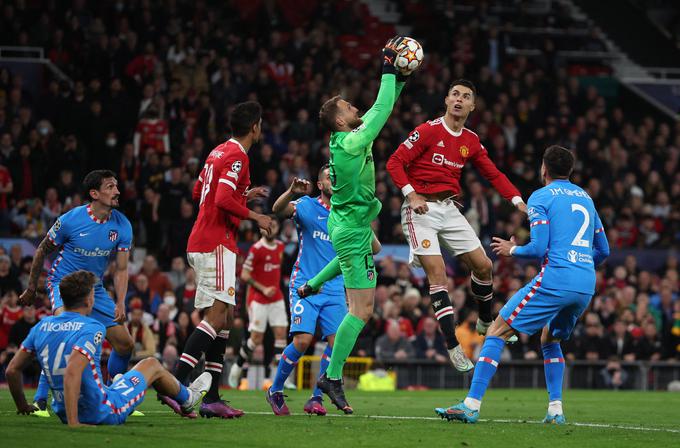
437, 141, 445, 147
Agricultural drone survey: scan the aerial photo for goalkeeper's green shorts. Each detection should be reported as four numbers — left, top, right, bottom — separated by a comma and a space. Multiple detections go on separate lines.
328, 219, 377, 290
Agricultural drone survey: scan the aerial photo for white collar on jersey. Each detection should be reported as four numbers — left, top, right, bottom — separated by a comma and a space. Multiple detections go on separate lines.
440, 117, 463, 137
258, 238, 279, 249
228, 138, 247, 154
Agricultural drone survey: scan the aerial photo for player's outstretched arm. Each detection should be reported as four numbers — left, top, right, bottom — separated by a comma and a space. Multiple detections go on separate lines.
272, 177, 310, 218
6, 349, 38, 415
343, 43, 401, 152
19, 236, 58, 305
492, 199, 549, 258
470, 146, 525, 211
64, 350, 89, 427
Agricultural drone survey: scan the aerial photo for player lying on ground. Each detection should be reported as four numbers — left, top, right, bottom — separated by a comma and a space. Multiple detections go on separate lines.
296, 37, 410, 414
19, 169, 135, 416
435, 146, 610, 424
6, 270, 210, 426
169, 101, 273, 419
228, 217, 288, 389
386, 79, 525, 372
265, 167, 380, 416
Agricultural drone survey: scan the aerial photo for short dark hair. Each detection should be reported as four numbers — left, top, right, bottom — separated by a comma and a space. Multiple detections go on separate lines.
229, 101, 262, 137
319, 96, 342, 131
543, 145, 574, 178
82, 170, 117, 201
59, 270, 96, 309
449, 79, 477, 97
318, 163, 330, 180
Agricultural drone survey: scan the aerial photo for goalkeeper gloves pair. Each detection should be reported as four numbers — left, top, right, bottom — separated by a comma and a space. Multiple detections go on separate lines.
382, 36, 411, 81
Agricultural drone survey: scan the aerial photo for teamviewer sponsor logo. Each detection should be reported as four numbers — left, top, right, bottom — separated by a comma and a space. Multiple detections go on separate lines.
432, 153, 444, 165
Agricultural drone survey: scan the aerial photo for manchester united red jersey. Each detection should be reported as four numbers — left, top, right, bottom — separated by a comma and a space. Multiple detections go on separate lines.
386, 117, 521, 201
243, 239, 284, 305
187, 139, 250, 253
133, 118, 169, 157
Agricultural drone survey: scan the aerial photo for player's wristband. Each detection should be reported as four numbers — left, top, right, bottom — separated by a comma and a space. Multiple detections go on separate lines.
509, 245, 517, 256
511, 196, 524, 206
401, 184, 415, 197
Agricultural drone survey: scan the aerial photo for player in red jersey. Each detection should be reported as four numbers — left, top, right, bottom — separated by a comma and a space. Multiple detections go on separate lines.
228, 217, 287, 389
167, 101, 273, 419
386, 79, 526, 372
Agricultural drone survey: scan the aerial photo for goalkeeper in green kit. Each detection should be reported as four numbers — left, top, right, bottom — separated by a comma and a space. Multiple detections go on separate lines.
296, 37, 411, 413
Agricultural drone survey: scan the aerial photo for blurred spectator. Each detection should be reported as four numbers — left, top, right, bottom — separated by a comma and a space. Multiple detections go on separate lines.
413, 317, 448, 363
0, 255, 20, 296
8, 305, 36, 347
375, 319, 415, 361
152, 303, 177, 354
598, 357, 632, 390
127, 298, 156, 360
576, 313, 610, 360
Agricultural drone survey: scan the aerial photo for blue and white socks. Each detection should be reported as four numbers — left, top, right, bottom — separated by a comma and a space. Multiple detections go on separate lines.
313, 345, 333, 398
271, 344, 303, 393
464, 336, 505, 411
542, 342, 565, 415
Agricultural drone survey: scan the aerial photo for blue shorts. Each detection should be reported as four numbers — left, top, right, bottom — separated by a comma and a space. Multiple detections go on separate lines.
499, 279, 592, 340
289, 288, 347, 339
97, 369, 148, 425
48, 281, 118, 328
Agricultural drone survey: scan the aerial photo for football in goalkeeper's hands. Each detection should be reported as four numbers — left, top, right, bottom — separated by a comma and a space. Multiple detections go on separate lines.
395, 37, 424, 74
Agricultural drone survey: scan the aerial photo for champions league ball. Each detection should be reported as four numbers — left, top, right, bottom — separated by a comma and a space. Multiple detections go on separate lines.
395, 37, 424, 74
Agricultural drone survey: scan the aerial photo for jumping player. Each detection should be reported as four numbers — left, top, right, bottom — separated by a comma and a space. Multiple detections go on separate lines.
167, 101, 273, 419
19, 170, 135, 416
265, 167, 381, 416
296, 38, 409, 413
7, 270, 211, 425
435, 146, 609, 424
386, 79, 526, 371
228, 217, 287, 389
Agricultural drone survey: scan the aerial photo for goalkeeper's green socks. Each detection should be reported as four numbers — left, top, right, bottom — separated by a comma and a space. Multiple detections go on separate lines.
308, 257, 341, 291
326, 313, 365, 380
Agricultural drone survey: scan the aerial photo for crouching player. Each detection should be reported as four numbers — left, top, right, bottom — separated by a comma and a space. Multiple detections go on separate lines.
6, 270, 211, 425
435, 146, 609, 424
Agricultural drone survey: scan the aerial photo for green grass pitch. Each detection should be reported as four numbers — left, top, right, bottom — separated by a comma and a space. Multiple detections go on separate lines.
1, 388, 679, 447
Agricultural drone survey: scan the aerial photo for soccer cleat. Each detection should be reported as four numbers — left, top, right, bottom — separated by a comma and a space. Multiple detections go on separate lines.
228, 363, 242, 389
199, 398, 245, 419
158, 395, 197, 419
448, 345, 474, 372
296, 282, 319, 299
435, 402, 479, 423
32, 400, 50, 418
316, 374, 353, 414
476, 319, 518, 344
265, 388, 290, 416
183, 372, 212, 412
543, 413, 566, 425
303, 396, 327, 416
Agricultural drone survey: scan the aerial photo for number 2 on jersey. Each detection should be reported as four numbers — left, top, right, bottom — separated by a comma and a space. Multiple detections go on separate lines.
570, 203, 590, 248
199, 163, 214, 205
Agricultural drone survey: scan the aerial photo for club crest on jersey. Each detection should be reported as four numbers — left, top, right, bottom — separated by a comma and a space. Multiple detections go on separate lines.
231, 160, 242, 172
228, 287, 235, 296
408, 131, 420, 142
94, 331, 103, 345
422, 239, 431, 249
459, 145, 469, 158
293, 316, 302, 325
109, 230, 118, 241
367, 270, 375, 281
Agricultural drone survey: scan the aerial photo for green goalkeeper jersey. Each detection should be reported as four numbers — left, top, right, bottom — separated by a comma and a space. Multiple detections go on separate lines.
328, 74, 405, 227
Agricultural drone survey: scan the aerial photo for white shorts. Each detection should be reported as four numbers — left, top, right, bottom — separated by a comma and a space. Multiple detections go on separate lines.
401, 198, 481, 268
248, 299, 288, 333
187, 245, 237, 309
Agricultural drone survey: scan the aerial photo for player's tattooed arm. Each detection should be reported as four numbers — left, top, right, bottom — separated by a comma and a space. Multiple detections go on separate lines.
272, 177, 310, 218
19, 237, 58, 305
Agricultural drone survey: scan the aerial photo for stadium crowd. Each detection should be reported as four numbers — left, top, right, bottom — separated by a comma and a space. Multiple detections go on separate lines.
0, 1, 679, 385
